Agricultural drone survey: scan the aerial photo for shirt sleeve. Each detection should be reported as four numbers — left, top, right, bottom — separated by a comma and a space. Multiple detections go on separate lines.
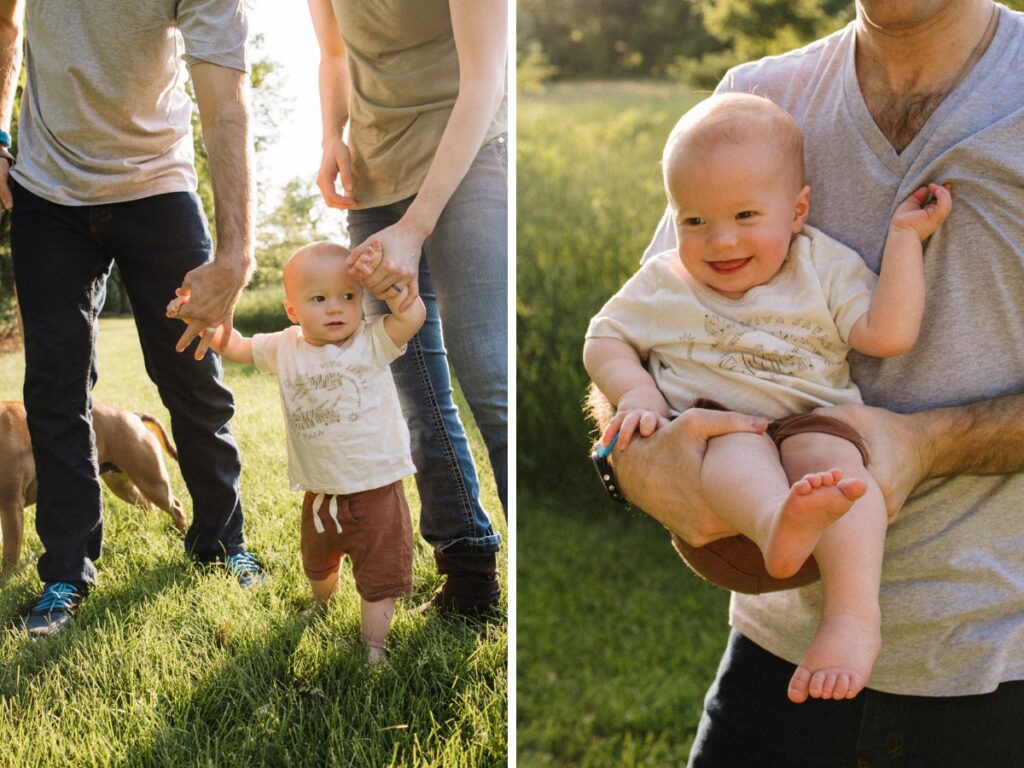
585, 258, 669, 357
251, 331, 283, 375
177, 0, 249, 71
365, 317, 407, 367
807, 228, 878, 343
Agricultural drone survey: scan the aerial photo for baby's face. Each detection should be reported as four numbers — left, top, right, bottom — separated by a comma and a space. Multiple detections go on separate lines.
283, 253, 363, 346
668, 140, 808, 299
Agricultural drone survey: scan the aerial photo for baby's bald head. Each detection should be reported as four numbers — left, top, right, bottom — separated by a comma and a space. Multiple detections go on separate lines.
663, 93, 805, 205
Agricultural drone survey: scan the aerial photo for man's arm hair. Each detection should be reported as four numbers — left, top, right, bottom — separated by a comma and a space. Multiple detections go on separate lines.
919, 393, 1024, 478
0, 0, 22, 134
190, 62, 255, 279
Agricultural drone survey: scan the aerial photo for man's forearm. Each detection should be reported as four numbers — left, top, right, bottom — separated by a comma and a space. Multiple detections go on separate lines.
193, 65, 255, 278
916, 393, 1024, 478
0, 1, 24, 133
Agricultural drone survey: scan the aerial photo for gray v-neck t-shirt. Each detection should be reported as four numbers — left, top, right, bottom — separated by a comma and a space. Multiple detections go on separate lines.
647, 8, 1024, 696
12, 0, 248, 206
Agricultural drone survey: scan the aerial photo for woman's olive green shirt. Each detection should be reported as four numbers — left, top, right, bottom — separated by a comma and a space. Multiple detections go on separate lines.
332, 0, 508, 209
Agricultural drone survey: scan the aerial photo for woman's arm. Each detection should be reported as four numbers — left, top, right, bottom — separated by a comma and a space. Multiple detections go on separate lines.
307, 0, 355, 209
348, 0, 507, 309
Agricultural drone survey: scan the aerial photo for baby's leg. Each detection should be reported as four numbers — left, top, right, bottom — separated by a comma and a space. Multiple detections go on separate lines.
309, 569, 340, 606
780, 433, 885, 704
701, 432, 862, 578
360, 597, 397, 664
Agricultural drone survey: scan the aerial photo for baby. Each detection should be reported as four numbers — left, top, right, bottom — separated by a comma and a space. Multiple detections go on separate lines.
584, 93, 951, 702
205, 241, 424, 663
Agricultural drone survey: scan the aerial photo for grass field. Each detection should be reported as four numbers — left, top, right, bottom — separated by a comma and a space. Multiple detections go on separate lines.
516, 82, 731, 766
0, 315, 507, 767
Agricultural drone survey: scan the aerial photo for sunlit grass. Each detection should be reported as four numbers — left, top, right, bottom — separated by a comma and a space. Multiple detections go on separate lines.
0, 316, 506, 767
517, 82, 728, 766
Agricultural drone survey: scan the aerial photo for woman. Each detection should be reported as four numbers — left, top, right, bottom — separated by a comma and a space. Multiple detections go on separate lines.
307, 0, 507, 614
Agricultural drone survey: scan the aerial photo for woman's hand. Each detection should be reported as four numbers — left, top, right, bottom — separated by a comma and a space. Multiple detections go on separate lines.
346, 219, 427, 310
316, 136, 357, 210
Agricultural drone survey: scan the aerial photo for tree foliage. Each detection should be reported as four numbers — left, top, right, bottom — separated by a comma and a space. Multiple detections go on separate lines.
518, 0, 858, 86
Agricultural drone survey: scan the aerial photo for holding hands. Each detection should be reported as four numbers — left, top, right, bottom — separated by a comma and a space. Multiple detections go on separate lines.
347, 223, 426, 312
165, 257, 248, 360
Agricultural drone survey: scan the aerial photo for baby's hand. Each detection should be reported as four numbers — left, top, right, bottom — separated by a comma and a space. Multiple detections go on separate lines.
349, 239, 383, 282
166, 291, 188, 319
891, 182, 953, 242
602, 407, 670, 451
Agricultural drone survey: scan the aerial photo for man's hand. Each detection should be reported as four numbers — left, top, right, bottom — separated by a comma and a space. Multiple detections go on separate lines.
346, 220, 426, 311
814, 403, 931, 521
168, 259, 248, 360
613, 407, 769, 545
0, 148, 14, 209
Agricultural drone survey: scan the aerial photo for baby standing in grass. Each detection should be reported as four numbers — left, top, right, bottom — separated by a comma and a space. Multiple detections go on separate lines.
210, 241, 425, 663
584, 94, 951, 702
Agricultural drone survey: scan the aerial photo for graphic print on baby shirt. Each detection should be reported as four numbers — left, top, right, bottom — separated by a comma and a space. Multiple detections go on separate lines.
284, 355, 371, 441
704, 312, 828, 380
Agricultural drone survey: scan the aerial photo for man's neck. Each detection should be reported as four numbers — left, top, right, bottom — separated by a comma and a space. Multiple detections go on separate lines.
855, 0, 997, 151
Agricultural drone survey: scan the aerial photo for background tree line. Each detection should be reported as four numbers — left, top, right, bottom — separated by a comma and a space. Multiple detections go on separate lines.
518, 0, 1024, 89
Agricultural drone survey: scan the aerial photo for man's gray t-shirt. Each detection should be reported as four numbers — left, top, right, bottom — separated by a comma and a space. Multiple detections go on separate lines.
648, 7, 1024, 696
12, 0, 247, 206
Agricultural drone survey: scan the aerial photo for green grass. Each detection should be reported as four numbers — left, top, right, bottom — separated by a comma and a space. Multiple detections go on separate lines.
516, 82, 729, 766
517, 81, 703, 495
516, 491, 730, 767
0, 317, 506, 767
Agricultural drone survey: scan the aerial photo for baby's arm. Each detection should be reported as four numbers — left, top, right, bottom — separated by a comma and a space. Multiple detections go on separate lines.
847, 183, 952, 357
382, 288, 426, 347
209, 327, 254, 365
168, 293, 253, 364
583, 336, 671, 449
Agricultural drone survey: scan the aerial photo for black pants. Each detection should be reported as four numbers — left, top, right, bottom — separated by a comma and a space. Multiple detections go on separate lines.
11, 184, 246, 584
689, 631, 1024, 767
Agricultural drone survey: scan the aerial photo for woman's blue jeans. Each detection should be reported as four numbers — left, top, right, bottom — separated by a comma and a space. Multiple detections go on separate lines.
11, 185, 247, 585
347, 135, 507, 555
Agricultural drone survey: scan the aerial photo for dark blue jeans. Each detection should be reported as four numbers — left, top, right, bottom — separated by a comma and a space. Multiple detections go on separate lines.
347, 135, 507, 555
11, 184, 246, 585
689, 631, 1024, 767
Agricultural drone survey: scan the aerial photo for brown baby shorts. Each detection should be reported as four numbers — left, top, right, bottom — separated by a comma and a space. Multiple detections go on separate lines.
300, 480, 413, 602
672, 399, 870, 594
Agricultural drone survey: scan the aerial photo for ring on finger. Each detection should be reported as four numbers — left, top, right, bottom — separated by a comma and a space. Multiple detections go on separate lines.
389, 283, 403, 293
204, 326, 217, 336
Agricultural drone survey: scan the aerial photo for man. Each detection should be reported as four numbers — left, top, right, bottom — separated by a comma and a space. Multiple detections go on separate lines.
0, 0, 264, 638
596, 0, 1024, 763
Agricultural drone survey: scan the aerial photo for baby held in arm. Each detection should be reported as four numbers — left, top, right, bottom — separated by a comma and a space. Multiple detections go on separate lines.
584, 93, 951, 703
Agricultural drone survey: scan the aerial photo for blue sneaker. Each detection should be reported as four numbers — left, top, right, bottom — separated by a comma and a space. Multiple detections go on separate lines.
23, 581, 89, 638
225, 550, 265, 588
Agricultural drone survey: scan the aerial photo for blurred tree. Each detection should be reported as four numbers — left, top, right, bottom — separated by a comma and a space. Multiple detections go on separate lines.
518, 0, 721, 80
252, 176, 338, 289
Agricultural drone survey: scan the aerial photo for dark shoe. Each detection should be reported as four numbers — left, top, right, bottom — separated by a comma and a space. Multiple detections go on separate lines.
419, 550, 502, 618
23, 581, 89, 638
225, 550, 266, 588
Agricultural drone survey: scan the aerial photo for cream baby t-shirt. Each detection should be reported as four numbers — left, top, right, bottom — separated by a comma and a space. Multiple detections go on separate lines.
587, 226, 876, 420
251, 319, 415, 495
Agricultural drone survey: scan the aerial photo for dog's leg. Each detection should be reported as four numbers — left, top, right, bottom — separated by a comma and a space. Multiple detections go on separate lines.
102, 471, 188, 535
0, 499, 24, 580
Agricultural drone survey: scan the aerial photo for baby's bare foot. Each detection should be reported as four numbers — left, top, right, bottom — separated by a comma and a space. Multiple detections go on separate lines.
763, 469, 867, 578
787, 610, 881, 704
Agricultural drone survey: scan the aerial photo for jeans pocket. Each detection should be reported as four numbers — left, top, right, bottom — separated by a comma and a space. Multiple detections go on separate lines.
485, 133, 508, 187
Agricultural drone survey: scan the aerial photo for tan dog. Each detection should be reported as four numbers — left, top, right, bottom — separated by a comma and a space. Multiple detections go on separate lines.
0, 401, 188, 577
